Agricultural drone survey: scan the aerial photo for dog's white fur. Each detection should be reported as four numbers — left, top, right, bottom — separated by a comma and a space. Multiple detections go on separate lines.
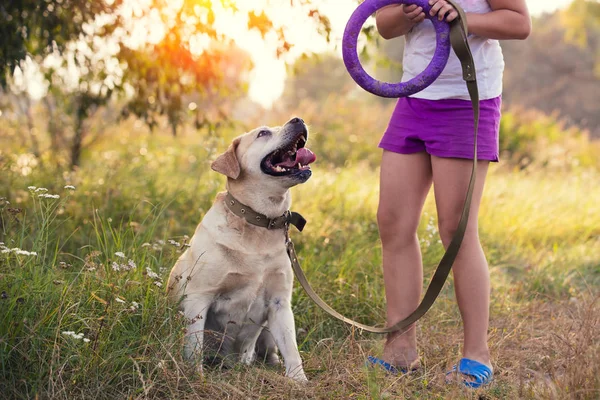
167, 119, 311, 381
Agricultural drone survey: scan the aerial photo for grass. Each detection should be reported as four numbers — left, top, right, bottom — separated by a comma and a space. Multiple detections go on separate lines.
1, 115, 599, 399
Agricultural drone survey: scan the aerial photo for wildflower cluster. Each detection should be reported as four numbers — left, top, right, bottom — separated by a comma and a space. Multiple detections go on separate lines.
0, 242, 37, 256
146, 267, 163, 287
38, 193, 60, 199
62, 331, 91, 343
141, 237, 189, 252
114, 296, 141, 311
141, 240, 165, 251
28, 186, 61, 199
111, 252, 137, 272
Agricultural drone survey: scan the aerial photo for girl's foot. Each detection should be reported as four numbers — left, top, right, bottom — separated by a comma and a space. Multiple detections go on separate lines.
381, 332, 421, 370
445, 358, 493, 388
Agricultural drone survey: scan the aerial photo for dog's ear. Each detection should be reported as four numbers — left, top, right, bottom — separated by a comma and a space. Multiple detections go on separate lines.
211, 137, 241, 179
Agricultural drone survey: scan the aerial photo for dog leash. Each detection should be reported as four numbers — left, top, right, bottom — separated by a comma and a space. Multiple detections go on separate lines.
225, 1, 479, 334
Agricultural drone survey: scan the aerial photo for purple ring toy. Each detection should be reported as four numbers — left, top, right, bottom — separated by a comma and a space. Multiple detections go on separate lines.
343, 0, 451, 98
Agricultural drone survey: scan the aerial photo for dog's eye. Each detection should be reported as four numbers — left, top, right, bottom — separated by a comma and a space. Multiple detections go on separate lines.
257, 130, 271, 138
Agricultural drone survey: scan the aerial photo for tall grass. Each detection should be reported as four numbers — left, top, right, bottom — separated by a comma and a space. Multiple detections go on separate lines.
0, 106, 598, 398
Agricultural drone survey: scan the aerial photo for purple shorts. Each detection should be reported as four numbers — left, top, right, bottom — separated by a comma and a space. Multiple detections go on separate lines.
379, 96, 502, 161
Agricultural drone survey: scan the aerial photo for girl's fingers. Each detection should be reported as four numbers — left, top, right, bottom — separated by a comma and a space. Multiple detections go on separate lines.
406, 6, 424, 19
429, 0, 446, 16
446, 10, 459, 22
403, 4, 419, 13
429, 0, 457, 21
413, 12, 426, 23
438, 3, 455, 20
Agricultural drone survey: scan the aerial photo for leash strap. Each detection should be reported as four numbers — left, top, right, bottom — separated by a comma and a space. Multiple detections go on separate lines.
287, 3, 480, 334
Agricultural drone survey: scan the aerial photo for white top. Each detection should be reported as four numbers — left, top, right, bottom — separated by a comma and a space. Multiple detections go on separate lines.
401, 0, 504, 100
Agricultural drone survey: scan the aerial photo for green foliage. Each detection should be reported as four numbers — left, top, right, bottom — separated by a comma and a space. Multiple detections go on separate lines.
560, 0, 600, 48
0, 0, 121, 87
499, 108, 600, 170
501, 3, 600, 139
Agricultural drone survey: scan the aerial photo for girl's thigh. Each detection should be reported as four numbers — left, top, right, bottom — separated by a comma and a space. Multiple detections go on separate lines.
378, 150, 433, 237
430, 156, 489, 244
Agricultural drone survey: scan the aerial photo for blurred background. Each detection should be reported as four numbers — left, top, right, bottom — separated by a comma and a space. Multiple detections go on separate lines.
0, 0, 598, 171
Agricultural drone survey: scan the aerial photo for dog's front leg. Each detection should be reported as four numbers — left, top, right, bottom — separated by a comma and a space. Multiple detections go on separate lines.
183, 295, 213, 372
267, 296, 307, 382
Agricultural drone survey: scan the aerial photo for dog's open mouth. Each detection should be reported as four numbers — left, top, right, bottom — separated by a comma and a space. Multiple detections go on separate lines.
261, 133, 316, 177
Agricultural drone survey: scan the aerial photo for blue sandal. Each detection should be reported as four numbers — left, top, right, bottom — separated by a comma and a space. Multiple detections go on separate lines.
446, 358, 493, 388
366, 355, 417, 375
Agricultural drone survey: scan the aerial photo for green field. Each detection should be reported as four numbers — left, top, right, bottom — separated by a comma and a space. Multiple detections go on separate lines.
1, 106, 599, 399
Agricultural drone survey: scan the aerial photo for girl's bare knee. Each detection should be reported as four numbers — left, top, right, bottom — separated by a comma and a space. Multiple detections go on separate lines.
377, 208, 418, 249
437, 217, 479, 248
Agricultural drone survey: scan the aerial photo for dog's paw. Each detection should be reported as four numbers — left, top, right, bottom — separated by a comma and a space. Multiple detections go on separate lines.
286, 368, 308, 383
240, 350, 256, 365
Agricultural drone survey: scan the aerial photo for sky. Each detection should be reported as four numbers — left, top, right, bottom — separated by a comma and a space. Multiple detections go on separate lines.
242, 0, 577, 108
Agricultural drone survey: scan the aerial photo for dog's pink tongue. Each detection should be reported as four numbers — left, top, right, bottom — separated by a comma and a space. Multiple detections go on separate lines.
296, 147, 316, 165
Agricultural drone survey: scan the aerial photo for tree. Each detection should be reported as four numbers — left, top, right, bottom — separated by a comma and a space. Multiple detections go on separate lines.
500, 4, 600, 138
1, 0, 332, 167
0, 0, 121, 87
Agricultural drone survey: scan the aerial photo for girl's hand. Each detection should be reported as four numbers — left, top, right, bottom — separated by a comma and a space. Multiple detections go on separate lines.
403, 4, 426, 25
428, 0, 459, 22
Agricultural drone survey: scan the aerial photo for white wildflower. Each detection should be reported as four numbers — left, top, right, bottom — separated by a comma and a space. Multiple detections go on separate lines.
38, 193, 60, 199
2, 247, 37, 256
168, 239, 181, 247
64, 185, 76, 190
146, 267, 159, 279
141, 243, 151, 248
154, 281, 163, 287
112, 262, 121, 271
15, 249, 37, 256
115, 297, 126, 304
62, 331, 89, 342
114, 252, 126, 258
127, 259, 136, 269
130, 301, 140, 311
27, 186, 36, 190
35, 187, 48, 192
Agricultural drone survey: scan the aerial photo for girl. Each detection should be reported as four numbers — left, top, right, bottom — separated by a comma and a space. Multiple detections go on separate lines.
369, 0, 530, 388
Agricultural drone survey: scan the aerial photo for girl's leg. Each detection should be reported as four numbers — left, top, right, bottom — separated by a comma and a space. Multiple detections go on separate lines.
430, 156, 491, 367
378, 150, 432, 368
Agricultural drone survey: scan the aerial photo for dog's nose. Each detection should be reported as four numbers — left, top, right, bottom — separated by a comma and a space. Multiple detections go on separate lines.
290, 117, 304, 125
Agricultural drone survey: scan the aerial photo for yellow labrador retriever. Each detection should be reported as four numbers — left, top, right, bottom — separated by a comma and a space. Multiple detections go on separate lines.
167, 117, 316, 381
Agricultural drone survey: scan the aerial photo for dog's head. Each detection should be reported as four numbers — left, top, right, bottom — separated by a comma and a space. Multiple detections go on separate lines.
211, 117, 316, 188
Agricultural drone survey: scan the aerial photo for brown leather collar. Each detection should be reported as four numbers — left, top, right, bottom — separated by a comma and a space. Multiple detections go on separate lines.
224, 192, 306, 232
